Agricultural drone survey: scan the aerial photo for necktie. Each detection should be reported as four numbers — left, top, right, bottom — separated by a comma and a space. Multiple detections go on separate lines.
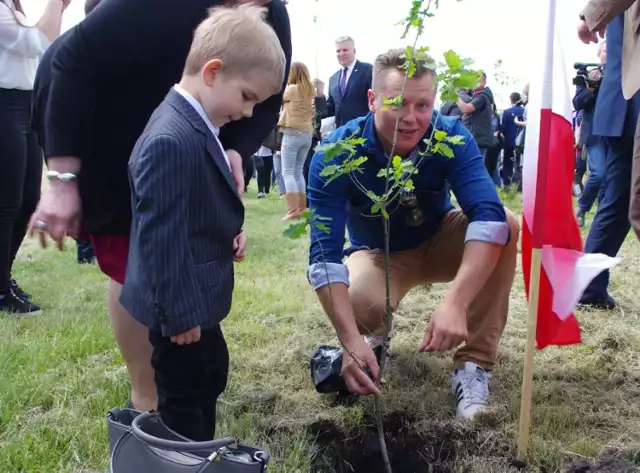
339, 67, 348, 97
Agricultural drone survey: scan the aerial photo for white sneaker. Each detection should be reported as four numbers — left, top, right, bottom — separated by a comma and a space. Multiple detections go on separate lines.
363, 318, 395, 350
451, 362, 492, 420
364, 320, 395, 383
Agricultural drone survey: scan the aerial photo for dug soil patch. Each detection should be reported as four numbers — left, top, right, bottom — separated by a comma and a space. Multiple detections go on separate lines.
309, 411, 468, 473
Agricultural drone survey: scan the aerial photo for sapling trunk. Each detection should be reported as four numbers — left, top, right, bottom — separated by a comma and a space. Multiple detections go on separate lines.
372, 3, 433, 470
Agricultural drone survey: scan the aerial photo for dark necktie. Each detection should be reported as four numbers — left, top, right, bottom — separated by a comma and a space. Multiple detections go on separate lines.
339, 67, 348, 97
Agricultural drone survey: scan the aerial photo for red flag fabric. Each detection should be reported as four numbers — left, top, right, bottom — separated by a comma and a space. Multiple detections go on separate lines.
520, 0, 618, 349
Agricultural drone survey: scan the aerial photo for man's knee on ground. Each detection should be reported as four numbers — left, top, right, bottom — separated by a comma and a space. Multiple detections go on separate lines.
349, 286, 396, 336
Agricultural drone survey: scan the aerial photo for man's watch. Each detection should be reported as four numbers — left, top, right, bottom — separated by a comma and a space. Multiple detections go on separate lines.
46, 170, 77, 182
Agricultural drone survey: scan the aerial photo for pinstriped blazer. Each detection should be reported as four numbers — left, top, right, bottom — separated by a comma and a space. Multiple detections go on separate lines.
120, 88, 244, 337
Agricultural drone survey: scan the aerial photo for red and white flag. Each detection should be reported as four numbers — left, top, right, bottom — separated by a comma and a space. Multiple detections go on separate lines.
521, 0, 620, 349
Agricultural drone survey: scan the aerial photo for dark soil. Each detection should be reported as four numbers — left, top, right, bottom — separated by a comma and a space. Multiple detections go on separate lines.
565, 458, 638, 473
309, 411, 464, 473
306, 411, 638, 473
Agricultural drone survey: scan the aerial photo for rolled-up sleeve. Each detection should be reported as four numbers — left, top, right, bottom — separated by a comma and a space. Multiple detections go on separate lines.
446, 123, 509, 245
0, 8, 50, 58
306, 144, 351, 289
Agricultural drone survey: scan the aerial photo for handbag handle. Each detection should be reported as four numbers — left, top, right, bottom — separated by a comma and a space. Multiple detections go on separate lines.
131, 411, 238, 452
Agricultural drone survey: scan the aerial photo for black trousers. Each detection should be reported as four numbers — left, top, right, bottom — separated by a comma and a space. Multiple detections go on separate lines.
484, 145, 501, 178
243, 157, 255, 192
0, 88, 42, 293
149, 325, 229, 441
255, 155, 274, 193
303, 136, 319, 188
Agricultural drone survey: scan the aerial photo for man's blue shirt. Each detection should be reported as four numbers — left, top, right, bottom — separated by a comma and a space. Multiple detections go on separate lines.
306, 112, 509, 290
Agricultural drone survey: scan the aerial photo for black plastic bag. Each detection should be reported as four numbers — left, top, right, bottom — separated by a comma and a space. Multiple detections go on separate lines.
309, 344, 348, 394
309, 344, 379, 403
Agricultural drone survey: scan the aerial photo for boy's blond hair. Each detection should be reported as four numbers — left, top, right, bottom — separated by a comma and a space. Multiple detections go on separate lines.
183, 4, 285, 91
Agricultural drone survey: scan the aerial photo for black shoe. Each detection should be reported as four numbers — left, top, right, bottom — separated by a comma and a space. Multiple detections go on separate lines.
0, 289, 41, 315
10, 278, 30, 299
579, 294, 617, 310
576, 209, 586, 228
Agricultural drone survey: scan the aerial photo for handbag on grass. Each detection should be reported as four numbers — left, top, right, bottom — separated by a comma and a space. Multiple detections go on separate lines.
108, 408, 270, 473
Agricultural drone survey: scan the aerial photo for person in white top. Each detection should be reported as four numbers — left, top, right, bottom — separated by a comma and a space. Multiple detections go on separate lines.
0, 0, 69, 315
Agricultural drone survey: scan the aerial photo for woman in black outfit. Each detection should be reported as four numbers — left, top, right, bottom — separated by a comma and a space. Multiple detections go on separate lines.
0, 0, 68, 314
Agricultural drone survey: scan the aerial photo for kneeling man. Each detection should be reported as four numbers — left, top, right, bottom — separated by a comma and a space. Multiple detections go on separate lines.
306, 49, 519, 420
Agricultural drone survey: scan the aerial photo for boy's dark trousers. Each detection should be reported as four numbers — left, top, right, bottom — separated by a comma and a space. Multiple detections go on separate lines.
149, 325, 229, 441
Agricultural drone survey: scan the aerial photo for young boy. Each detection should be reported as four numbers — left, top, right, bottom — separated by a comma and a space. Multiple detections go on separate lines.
120, 4, 285, 441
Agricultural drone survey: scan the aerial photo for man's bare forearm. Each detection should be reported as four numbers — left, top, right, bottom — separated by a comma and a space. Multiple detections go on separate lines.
443, 241, 503, 311
316, 283, 361, 343
46, 156, 82, 174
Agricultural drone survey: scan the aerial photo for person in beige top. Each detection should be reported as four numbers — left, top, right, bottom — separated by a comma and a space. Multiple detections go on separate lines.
278, 61, 314, 220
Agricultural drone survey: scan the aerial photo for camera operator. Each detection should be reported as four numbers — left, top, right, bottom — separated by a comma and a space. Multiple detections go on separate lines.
573, 41, 607, 227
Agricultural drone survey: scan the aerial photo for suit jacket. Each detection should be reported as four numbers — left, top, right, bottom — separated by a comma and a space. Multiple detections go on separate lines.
584, 0, 640, 99
589, 12, 640, 137
40, 0, 290, 236
120, 89, 244, 337
326, 60, 373, 128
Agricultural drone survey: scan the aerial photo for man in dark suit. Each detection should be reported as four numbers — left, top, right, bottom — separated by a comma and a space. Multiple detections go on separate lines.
326, 36, 373, 128
576, 10, 640, 309
121, 5, 285, 440
29, 0, 291, 413
499, 92, 525, 186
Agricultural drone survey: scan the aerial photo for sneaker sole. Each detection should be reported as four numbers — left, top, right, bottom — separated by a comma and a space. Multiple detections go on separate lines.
0, 308, 42, 317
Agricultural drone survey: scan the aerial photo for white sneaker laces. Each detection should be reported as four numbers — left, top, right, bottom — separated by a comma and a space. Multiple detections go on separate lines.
459, 369, 491, 406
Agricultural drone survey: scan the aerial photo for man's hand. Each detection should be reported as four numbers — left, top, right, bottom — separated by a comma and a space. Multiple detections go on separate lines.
588, 69, 603, 82
341, 337, 382, 396
578, 19, 599, 44
29, 181, 82, 250
225, 149, 245, 196
233, 231, 247, 261
171, 326, 201, 345
420, 301, 468, 352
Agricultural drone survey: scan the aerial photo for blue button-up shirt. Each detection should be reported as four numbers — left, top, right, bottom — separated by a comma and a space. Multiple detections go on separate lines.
306, 112, 509, 290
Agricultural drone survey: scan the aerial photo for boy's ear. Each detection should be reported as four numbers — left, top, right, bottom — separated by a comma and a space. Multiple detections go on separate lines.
202, 59, 224, 86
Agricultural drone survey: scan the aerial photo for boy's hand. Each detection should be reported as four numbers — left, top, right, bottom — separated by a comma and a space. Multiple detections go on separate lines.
171, 326, 201, 345
226, 149, 245, 196
233, 231, 247, 261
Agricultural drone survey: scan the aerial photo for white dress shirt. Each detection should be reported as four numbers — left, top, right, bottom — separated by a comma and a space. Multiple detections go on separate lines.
173, 84, 230, 169
0, 1, 51, 90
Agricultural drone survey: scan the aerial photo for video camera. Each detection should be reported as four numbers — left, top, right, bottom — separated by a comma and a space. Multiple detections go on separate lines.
573, 62, 604, 89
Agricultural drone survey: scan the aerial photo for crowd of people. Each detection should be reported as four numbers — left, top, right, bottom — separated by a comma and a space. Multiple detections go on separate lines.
0, 0, 639, 453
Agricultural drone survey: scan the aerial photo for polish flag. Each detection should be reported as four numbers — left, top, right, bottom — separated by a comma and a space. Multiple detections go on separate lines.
521, 0, 620, 349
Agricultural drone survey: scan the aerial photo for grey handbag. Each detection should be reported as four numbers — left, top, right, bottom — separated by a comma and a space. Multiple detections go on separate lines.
108, 408, 270, 473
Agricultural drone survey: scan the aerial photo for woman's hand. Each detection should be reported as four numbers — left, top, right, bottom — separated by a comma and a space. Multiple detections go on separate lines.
29, 180, 82, 250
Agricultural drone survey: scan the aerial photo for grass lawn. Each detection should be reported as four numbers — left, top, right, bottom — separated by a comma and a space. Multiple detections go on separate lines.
1, 187, 639, 472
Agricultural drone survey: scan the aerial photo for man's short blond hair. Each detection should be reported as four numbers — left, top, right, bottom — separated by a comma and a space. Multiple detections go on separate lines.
372, 48, 436, 92
183, 4, 285, 91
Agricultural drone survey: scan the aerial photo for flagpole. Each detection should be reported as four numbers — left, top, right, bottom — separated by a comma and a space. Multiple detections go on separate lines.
517, 247, 542, 460
517, 0, 557, 458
